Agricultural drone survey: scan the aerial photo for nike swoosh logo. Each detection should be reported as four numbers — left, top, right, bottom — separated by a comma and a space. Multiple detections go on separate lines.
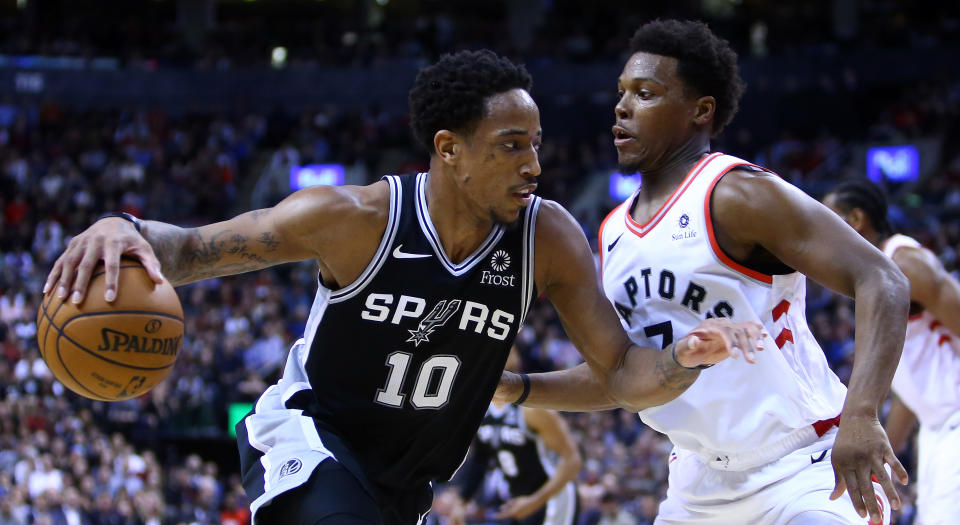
392, 245, 431, 259
810, 450, 828, 464
607, 233, 623, 252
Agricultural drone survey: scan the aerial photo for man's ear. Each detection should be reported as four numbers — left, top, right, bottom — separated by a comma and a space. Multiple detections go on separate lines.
434, 130, 460, 166
847, 207, 868, 233
693, 95, 716, 127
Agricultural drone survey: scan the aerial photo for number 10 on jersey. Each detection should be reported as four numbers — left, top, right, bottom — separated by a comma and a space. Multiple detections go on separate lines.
375, 351, 461, 409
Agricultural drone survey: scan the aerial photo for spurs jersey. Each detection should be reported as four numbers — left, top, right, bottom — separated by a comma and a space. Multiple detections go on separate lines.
883, 234, 960, 429
469, 403, 577, 525
240, 172, 540, 515
597, 152, 847, 469
476, 403, 552, 495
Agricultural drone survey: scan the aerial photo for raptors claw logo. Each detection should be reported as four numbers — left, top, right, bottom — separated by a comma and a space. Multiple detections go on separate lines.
407, 299, 462, 347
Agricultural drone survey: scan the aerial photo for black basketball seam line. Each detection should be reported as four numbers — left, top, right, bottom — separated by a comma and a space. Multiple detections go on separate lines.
38, 295, 69, 362
55, 328, 113, 401
62, 310, 184, 323
90, 262, 148, 281
46, 317, 180, 372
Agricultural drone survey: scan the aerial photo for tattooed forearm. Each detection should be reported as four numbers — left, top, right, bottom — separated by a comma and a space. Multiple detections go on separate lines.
654, 352, 698, 392
143, 223, 277, 285
258, 232, 280, 252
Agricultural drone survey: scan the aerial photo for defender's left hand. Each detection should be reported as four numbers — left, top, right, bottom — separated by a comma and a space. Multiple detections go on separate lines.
674, 319, 765, 368
495, 495, 543, 520
829, 413, 909, 524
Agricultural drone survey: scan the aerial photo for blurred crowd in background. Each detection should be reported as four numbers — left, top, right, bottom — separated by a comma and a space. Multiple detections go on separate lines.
1, 1, 959, 524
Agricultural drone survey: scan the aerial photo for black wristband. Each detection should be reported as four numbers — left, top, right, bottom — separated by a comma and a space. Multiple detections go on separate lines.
97, 212, 142, 233
670, 342, 713, 370
513, 373, 531, 405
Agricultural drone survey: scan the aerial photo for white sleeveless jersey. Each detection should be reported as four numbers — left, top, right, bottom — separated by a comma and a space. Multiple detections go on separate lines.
883, 234, 960, 429
598, 153, 847, 466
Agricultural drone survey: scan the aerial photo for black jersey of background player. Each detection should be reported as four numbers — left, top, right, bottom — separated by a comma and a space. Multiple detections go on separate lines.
473, 403, 552, 496
293, 172, 540, 491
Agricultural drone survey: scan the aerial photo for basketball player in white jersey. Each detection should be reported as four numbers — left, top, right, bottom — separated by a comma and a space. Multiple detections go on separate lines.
45, 50, 762, 524
497, 20, 910, 525
824, 179, 960, 525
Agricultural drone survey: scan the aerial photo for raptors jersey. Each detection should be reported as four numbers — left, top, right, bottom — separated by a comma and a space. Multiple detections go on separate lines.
597, 153, 847, 469
241, 172, 540, 507
883, 234, 960, 429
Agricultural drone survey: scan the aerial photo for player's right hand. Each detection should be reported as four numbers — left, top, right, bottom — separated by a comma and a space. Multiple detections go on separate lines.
43, 217, 164, 304
674, 318, 766, 368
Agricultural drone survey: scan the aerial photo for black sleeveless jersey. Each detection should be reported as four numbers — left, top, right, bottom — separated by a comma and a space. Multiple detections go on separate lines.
297, 173, 540, 491
474, 403, 551, 496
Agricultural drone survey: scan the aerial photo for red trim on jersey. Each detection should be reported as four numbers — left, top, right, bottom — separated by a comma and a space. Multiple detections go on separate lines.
813, 414, 841, 437
938, 334, 952, 347
703, 161, 775, 285
597, 202, 626, 275
930, 320, 943, 331
772, 300, 791, 322
774, 328, 794, 349
623, 152, 722, 238
908, 312, 924, 321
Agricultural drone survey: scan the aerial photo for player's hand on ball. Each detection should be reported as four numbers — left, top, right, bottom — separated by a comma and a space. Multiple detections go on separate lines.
674, 319, 765, 368
43, 217, 164, 304
829, 413, 908, 524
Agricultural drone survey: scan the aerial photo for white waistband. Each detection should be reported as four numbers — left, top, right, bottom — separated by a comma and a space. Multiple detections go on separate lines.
694, 424, 834, 471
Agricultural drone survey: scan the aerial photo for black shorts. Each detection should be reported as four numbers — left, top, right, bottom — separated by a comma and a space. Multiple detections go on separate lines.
254, 458, 433, 525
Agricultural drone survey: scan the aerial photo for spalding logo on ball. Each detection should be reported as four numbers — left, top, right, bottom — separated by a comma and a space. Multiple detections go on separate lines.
36, 258, 184, 401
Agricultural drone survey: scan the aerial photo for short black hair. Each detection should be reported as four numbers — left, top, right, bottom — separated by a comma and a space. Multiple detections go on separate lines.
629, 19, 745, 136
408, 49, 533, 154
828, 179, 893, 236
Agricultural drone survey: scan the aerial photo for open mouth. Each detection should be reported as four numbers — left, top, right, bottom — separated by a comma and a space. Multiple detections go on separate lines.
612, 125, 636, 146
511, 185, 537, 204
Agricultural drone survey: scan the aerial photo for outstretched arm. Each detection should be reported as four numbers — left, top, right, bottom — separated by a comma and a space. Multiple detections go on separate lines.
711, 169, 910, 523
501, 201, 761, 412
44, 182, 388, 301
494, 407, 582, 520
892, 245, 960, 342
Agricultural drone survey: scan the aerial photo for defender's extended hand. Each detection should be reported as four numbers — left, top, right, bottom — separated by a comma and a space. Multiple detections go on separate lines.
43, 218, 164, 304
829, 413, 908, 524
673, 318, 766, 368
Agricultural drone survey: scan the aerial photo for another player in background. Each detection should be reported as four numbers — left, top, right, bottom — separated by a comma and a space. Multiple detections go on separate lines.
44, 49, 761, 525
824, 179, 960, 525
497, 19, 910, 524
450, 347, 579, 525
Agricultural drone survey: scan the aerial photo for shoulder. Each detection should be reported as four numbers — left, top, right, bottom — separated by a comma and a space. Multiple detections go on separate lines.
277, 180, 392, 247
890, 243, 941, 280
710, 167, 784, 208
533, 199, 586, 247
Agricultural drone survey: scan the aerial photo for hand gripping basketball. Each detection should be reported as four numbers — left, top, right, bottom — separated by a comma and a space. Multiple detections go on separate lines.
37, 259, 183, 401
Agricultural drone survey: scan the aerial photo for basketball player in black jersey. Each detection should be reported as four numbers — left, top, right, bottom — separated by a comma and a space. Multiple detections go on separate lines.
450, 349, 580, 525
44, 50, 762, 524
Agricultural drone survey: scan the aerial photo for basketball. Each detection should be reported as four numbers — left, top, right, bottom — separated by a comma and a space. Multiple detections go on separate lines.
36, 259, 184, 401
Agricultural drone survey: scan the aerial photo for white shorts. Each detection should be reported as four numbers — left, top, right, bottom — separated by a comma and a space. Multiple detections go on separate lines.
916, 411, 960, 525
656, 430, 890, 525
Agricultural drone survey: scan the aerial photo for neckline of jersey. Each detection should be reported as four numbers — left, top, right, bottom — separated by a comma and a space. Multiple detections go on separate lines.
415, 172, 505, 276
623, 152, 723, 238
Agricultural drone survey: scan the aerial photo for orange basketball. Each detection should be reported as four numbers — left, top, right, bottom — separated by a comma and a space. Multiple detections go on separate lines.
36, 259, 184, 401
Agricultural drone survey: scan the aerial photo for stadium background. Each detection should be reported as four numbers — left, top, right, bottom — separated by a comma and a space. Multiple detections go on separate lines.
0, 0, 958, 523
